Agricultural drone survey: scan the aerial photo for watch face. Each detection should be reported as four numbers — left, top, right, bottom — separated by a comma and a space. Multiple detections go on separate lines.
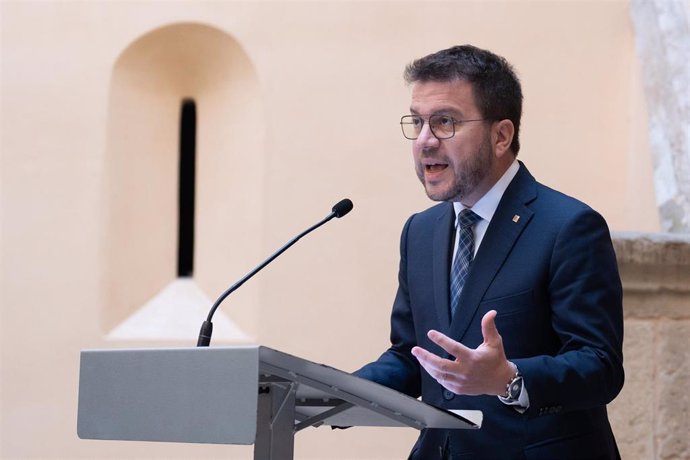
509, 377, 523, 399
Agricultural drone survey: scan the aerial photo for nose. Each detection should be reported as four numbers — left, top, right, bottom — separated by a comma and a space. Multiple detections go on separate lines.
415, 122, 440, 152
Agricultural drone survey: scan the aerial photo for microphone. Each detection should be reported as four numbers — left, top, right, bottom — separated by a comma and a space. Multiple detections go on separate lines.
197, 198, 354, 346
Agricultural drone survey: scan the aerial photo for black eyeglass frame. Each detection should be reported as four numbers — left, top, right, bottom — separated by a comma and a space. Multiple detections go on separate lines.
399, 114, 490, 140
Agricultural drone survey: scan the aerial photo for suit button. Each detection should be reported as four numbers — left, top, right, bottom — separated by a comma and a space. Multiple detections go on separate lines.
443, 390, 455, 400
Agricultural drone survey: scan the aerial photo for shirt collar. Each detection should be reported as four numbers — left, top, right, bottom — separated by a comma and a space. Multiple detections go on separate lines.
453, 159, 520, 224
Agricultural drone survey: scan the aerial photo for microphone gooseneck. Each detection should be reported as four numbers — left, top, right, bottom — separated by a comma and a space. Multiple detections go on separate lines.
196, 198, 354, 347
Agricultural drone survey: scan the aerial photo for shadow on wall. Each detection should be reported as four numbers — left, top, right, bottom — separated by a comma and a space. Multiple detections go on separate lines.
103, 23, 264, 341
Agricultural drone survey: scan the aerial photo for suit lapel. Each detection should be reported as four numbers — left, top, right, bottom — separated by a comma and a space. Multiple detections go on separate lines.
448, 163, 537, 342
432, 203, 455, 333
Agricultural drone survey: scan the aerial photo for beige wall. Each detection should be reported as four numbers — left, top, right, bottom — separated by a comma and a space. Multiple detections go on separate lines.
1, 1, 662, 458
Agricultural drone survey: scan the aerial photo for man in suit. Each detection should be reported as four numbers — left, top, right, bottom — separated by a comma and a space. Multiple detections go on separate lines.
355, 45, 624, 459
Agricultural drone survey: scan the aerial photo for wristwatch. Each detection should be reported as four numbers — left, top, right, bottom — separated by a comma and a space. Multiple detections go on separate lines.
503, 366, 523, 402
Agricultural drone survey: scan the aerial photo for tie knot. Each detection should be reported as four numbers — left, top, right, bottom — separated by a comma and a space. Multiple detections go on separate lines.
457, 209, 481, 229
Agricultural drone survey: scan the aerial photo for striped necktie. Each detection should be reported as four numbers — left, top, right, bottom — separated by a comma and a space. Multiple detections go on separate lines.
450, 209, 481, 318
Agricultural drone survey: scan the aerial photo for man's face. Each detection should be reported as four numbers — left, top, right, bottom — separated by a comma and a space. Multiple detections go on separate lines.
410, 79, 497, 206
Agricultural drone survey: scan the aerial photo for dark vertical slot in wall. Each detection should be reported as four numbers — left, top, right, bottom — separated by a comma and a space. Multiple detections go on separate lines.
178, 99, 196, 277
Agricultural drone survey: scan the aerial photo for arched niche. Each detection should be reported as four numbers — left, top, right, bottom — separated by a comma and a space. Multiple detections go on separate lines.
103, 23, 264, 341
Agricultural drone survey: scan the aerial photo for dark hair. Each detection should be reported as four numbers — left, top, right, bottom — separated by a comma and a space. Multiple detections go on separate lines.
404, 45, 523, 154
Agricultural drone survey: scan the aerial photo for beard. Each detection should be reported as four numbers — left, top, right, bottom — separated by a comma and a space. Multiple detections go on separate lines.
417, 135, 495, 202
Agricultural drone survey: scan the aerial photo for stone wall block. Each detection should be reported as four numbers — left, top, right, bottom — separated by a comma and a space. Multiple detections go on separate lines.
611, 232, 690, 460
655, 319, 690, 460
609, 319, 655, 459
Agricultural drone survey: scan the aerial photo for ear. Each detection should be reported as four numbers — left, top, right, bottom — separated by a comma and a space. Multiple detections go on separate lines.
492, 119, 515, 158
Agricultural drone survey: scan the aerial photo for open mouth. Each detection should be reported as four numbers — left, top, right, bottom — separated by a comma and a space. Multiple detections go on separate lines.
425, 163, 448, 173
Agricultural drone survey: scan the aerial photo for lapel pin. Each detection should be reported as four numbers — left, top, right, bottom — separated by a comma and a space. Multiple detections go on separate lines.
512, 214, 520, 223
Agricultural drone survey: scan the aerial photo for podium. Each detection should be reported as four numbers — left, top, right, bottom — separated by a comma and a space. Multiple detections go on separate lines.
78, 346, 482, 459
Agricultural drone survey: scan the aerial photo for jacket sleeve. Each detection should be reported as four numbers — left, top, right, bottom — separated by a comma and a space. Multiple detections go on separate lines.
514, 208, 624, 416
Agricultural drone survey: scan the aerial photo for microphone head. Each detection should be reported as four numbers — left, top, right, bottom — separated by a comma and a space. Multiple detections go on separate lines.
332, 199, 354, 218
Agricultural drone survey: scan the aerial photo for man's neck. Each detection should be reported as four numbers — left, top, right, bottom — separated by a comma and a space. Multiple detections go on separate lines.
458, 155, 517, 208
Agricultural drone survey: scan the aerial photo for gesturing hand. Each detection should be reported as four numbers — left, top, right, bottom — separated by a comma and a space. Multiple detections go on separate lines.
410, 310, 515, 396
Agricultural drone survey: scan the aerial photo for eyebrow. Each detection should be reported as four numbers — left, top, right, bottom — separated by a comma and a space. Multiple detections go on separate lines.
408, 108, 461, 117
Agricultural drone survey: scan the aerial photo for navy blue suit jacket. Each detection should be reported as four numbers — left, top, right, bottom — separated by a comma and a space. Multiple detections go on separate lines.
356, 163, 624, 459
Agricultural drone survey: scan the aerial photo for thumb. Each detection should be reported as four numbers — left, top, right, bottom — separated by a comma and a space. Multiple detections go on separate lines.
481, 310, 501, 346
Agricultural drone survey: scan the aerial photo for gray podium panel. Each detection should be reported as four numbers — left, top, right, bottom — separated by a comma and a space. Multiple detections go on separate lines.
78, 346, 259, 444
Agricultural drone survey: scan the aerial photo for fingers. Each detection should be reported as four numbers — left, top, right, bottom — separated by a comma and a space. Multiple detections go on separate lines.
411, 315, 509, 396
426, 329, 472, 360
411, 345, 459, 392
427, 312, 503, 356
411, 345, 451, 376
481, 310, 501, 346
412, 331, 469, 393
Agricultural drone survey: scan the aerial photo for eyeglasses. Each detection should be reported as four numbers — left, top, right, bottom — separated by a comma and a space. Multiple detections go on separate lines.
400, 114, 489, 140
